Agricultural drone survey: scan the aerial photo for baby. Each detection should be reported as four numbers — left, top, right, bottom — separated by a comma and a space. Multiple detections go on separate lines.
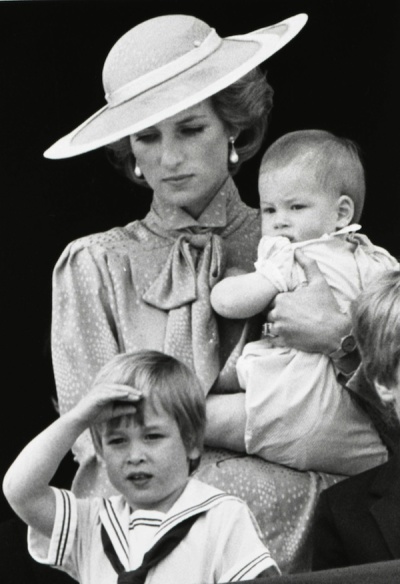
211, 129, 399, 475
3, 350, 279, 583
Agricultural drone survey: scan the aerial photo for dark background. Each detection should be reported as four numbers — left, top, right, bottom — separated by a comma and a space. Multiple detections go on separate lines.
0, 0, 399, 521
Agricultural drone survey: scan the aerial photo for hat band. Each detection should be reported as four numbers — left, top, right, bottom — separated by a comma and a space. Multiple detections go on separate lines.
105, 29, 222, 108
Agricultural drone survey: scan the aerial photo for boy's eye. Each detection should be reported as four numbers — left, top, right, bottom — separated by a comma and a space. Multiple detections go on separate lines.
144, 432, 164, 441
107, 436, 126, 446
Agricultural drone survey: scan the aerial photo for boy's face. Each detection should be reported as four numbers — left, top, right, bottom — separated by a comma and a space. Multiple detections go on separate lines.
259, 164, 347, 242
374, 361, 400, 420
100, 398, 199, 513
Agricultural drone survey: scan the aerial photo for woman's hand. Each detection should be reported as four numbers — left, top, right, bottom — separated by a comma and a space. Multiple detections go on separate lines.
265, 249, 350, 354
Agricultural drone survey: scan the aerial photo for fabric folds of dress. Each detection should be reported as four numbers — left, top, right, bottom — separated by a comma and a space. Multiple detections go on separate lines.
142, 231, 225, 391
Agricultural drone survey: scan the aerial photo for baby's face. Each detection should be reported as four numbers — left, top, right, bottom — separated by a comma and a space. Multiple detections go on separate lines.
100, 398, 198, 512
259, 164, 343, 242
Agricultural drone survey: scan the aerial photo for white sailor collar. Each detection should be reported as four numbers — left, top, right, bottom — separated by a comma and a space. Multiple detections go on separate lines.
99, 478, 239, 571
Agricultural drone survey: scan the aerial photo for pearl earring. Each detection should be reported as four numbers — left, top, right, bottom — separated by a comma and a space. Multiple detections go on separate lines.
134, 163, 143, 178
229, 137, 239, 164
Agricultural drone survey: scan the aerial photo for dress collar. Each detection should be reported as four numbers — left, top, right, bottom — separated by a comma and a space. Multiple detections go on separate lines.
149, 176, 238, 231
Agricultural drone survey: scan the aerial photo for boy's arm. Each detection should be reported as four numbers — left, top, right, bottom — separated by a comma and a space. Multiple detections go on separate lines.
2, 384, 140, 538
211, 271, 279, 319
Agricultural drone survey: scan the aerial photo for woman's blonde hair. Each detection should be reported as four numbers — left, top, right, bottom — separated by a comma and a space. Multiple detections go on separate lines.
106, 67, 273, 186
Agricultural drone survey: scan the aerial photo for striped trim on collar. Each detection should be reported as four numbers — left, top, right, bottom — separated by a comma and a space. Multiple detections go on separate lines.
100, 497, 130, 569
99, 479, 239, 570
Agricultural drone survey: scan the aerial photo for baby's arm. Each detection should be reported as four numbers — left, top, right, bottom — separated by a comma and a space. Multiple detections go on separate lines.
211, 271, 279, 319
3, 384, 140, 538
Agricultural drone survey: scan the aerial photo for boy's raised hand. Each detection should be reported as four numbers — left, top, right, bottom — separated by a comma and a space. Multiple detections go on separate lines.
72, 383, 142, 427
3, 382, 142, 539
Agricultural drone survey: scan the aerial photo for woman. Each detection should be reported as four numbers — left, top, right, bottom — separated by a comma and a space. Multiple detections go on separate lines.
312, 270, 400, 570
47, 13, 354, 573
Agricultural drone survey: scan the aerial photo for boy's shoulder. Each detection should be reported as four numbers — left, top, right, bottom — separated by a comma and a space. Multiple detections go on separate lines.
177, 478, 248, 512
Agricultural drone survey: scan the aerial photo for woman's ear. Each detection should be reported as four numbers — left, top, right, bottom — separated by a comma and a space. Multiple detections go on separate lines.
336, 195, 355, 228
187, 445, 201, 462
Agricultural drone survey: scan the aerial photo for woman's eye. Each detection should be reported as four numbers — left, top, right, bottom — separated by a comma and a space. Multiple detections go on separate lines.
180, 126, 204, 135
134, 133, 158, 143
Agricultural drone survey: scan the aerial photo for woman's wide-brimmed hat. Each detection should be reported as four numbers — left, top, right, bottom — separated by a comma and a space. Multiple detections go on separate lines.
44, 13, 307, 159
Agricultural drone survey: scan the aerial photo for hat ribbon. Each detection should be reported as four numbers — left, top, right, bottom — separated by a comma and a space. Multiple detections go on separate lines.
106, 29, 222, 108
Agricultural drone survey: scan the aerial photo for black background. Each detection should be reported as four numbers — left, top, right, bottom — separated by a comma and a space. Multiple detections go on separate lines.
0, 0, 399, 521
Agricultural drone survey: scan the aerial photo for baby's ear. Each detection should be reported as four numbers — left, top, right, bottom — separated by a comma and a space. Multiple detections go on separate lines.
336, 195, 355, 228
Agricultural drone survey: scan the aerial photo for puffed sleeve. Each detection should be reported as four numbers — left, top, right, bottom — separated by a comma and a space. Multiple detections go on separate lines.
51, 239, 120, 462
352, 234, 399, 287
254, 236, 299, 292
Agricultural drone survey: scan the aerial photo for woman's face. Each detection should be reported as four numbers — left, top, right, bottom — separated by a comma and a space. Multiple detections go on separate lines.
130, 100, 231, 218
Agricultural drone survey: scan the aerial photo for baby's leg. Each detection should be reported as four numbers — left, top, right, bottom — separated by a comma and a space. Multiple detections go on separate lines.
205, 393, 246, 451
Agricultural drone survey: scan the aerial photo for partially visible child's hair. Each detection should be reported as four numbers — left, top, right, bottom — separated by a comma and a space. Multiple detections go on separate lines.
352, 269, 400, 389
90, 351, 206, 469
260, 129, 366, 222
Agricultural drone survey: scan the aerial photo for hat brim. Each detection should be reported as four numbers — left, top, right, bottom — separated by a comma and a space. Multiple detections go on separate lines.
44, 13, 307, 159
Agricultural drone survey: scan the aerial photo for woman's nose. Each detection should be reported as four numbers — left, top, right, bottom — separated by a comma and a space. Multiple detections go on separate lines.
160, 137, 184, 168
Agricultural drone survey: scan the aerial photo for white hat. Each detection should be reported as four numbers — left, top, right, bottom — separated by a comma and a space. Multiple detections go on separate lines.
44, 13, 307, 159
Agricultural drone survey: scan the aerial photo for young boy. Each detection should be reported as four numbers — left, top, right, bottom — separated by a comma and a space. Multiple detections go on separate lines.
312, 269, 400, 569
210, 130, 399, 475
3, 350, 279, 583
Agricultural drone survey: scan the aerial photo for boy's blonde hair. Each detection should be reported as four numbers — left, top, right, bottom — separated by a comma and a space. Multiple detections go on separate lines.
90, 351, 206, 469
352, 269, 400, 390
260, 129, 365, 222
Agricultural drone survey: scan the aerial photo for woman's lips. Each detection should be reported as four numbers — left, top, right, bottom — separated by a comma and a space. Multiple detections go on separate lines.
162, 174, 193, 185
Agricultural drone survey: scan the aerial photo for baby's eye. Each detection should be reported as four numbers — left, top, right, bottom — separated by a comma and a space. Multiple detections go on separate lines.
291, 204, 306, 211
262, 207, 275, 214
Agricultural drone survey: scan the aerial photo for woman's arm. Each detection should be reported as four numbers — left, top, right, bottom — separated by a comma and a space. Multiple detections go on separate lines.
211, 271, 279, 319
52, 243, 120, 417
2, 384, 140, 538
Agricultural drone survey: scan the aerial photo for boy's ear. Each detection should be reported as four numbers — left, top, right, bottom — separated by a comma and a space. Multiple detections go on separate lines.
374, 380, 395, 406
336, 195, 355, 228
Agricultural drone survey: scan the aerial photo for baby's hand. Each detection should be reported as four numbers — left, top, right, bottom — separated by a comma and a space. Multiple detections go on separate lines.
69, 383, 142, 428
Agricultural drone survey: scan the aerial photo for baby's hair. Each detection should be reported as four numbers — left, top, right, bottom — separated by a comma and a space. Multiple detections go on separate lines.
352, 269, 400, 389
90, 351, 206, 470
260, 129, 366, 222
